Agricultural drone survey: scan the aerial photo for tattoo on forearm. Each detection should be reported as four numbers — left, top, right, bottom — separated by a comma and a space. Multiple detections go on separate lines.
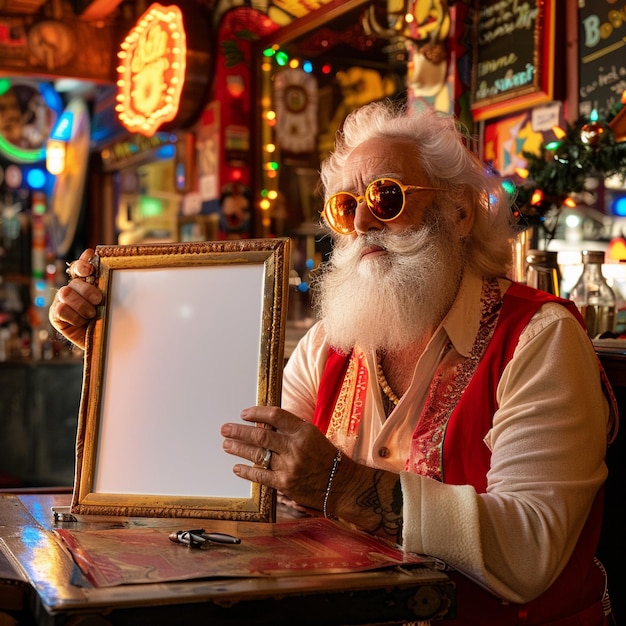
355, 471, 403, 542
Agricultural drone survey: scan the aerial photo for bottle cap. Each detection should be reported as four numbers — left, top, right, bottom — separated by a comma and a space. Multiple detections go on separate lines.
581, 250, 605, 264
526, 250, 558, 265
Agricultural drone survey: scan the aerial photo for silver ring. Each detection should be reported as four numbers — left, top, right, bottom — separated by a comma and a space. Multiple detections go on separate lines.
260, 447, 272, 469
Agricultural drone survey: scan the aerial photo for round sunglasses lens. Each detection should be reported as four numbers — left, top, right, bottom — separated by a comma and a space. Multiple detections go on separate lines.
367, 180, 403, 219
326, 193, 357, 233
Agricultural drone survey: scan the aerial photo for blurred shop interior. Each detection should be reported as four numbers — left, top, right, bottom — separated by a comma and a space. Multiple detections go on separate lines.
1, 0, 626, 489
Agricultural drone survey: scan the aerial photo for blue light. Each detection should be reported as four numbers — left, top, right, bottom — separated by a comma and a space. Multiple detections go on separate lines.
26, 168, 46, 189
39, 83, 63, 113
612, 196, 626, 217
156, 144, 175, 159
34, 296, 46, 307
176, 162, 186, 190
305, 258, 314, 269
50, 112, 74, 141
303, 61, 313, 73
297, 282, 309, 292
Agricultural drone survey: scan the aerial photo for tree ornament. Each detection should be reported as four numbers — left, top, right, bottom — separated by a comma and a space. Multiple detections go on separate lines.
580, 121, 605, 149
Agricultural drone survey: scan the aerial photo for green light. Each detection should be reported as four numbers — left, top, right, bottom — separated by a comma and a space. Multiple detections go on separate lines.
262, 48, 275, 57
0, 134, 46, 163
275, 51, 289, 66
501, 180, 516, 195
545, 141, 561, 150
0, 78, 11, 97
266, 161, 279, 171
261, 188, 269, 197
138, 197, 163, 217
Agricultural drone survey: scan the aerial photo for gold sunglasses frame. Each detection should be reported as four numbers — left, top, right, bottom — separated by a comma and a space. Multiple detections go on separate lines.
322, 177, 444, 235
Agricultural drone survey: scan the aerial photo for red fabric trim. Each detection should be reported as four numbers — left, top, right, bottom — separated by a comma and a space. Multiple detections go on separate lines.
312, 347, 352, 434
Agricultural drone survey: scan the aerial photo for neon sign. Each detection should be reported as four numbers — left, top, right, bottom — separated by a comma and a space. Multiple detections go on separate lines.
116, 3, 186, 137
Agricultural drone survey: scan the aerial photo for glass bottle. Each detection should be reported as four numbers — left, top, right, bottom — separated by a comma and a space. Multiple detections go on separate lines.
525, 250, 561, 296
569, 250, 616, 338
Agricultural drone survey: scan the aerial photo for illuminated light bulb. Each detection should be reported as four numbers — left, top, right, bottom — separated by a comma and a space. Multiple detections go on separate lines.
405, 13, 414, 23
563, 196, 577, 208
265, 143, 276, 153
590, 109, 599, 122
545, 140, 561, 150
27, 168, 46, 189
501, 179, 516, 195
46, 140, 66, 175
266, 110, 276, 121
267, 170, 277, 179
303, 61, 313, 73
552, 126, 566, 139
260, 199, 270, 210
531, 190, 543, 205
515, 168, 529, 178
289, 59, 299, 68
268, 190, 278, 200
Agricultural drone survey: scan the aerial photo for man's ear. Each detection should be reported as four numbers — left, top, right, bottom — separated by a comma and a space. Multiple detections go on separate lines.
457, 192, 475, 236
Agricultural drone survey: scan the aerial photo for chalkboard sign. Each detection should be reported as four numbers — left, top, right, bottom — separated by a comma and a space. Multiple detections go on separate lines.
578, 2, 626, 118
471, 0, 555, 121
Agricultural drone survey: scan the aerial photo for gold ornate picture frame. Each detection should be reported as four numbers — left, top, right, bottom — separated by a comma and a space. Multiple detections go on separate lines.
71, 239, 290, 521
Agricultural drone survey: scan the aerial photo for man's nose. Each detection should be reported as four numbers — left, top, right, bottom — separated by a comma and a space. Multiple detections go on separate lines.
353, 200, 383, 234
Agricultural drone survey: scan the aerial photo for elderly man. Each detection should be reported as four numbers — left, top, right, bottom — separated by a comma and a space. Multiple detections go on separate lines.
52, 101, 615, 625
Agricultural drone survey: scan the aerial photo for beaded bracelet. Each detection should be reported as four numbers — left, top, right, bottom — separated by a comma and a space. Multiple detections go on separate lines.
322, 449, 343, 519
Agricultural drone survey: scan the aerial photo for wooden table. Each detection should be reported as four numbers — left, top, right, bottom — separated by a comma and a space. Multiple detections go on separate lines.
0, 493, 455, 625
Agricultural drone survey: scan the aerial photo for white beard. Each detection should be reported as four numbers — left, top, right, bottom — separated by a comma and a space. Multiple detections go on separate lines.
314, 218, 466, 354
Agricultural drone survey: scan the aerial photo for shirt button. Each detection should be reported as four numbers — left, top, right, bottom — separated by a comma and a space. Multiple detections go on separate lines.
378, 447, 390, 458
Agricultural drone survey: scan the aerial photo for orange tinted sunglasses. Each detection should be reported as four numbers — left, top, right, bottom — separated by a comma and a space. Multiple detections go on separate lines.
322, 177, 444, 235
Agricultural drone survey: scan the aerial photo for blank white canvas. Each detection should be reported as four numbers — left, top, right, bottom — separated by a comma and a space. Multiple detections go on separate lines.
93, 263, 265, 498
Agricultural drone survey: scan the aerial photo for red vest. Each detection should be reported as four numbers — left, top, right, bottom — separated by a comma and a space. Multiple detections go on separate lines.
314, 282, 609, 625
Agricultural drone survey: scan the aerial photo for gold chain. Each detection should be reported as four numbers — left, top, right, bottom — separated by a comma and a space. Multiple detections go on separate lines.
375, 355, 400, 406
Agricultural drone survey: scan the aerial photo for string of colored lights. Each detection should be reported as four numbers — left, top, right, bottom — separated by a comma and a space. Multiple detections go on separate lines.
259, 46, 331, 235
